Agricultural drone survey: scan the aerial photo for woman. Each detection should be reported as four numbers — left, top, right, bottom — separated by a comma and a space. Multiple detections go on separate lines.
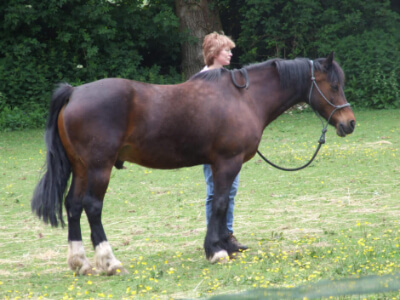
201, 32, 247, 251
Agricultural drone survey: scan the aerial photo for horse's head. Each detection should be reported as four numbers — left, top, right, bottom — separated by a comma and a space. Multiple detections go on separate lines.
309, 52, 355, 137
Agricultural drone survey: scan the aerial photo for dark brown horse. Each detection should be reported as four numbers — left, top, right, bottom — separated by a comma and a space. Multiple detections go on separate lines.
32, 52, 355, 275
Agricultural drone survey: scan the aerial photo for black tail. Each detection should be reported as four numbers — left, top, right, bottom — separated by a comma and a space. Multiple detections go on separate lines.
31, 84, 74, 227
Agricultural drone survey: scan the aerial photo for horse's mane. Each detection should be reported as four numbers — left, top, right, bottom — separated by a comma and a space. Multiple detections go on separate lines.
247, 57, 345, 92
190, 57, 345, 94
189, 68, 228, 82
245, 58, 309, 94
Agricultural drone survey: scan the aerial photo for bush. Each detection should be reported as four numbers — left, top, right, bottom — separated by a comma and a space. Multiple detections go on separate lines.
0, 105, 47, 131
336, 30, 400, 108
225, 0, 400, 109
0, 0, 182, 131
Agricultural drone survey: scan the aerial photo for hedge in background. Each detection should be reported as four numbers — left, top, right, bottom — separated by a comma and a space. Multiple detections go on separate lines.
1, 0, 399, 131
0, 0, 182, 131
221, 0, 400, 109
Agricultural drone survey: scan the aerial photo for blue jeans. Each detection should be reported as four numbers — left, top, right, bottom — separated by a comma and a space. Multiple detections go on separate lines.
204, 164, 239, 234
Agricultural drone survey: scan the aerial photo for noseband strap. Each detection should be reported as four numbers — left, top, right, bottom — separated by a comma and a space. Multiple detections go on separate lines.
256, 59, 350, 171
308, 60, 351, 139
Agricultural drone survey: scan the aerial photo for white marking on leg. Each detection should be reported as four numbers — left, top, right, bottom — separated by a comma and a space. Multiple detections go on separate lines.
67, 241, 93, 275
94, 241, 126, 275
209, 250, 229, 264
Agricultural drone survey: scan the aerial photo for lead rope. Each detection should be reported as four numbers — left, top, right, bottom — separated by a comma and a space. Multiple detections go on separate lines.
256, 60, 350, 171
256, 129, 326, 172
231, 68, 249, 89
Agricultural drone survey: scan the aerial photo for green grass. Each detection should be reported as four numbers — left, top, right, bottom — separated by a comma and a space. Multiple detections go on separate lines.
0, 109, 399, 299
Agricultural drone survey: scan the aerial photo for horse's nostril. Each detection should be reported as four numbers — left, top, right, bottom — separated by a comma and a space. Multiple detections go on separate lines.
350, 120, 356, 131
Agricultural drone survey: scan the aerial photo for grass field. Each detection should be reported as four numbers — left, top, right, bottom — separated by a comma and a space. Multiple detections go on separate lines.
0, 109, 399, 299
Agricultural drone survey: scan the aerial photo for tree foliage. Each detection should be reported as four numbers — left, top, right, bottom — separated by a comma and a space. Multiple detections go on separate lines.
0, 0, 182, 130
1, 0, 399, 130
218, 0, 400, 109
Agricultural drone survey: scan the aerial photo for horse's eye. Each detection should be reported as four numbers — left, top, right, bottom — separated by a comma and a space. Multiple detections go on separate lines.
331, 85, 339, 92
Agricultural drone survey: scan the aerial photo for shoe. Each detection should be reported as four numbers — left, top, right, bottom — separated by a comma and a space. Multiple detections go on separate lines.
229, 233, 248, 251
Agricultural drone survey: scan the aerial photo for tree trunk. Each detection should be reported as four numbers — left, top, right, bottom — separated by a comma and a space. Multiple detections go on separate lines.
175, 0, 222, 79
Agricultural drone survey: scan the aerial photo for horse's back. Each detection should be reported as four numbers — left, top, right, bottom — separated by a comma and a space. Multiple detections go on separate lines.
69, 78, 134, 110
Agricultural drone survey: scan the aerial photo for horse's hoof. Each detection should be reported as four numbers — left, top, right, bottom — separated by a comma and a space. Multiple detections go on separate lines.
229, 251, 245, 260
209, 250, 229, 264
80, 265, 96, 276
68, 259, 95, 275
69, 263, 95, 276
106, 266, 128, 276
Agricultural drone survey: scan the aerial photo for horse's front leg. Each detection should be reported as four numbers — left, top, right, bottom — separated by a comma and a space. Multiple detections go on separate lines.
84, 168, 127, 275
204, 159, 242, 263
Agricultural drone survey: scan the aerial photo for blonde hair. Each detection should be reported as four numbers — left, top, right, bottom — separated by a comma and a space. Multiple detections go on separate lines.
202, 32, 235, 66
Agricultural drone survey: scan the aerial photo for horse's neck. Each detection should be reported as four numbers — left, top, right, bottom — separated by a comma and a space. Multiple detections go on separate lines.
269, 90, 303, 121
248, 68, 306, 127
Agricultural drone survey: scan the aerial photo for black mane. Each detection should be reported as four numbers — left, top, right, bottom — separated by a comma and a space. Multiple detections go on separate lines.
189, 57, 345, 95
246, 57, 345, 94
242, 58, 311, 95
189, 68, 228, 82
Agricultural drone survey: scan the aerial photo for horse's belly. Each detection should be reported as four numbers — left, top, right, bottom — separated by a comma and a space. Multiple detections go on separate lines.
117, 142, 207, 169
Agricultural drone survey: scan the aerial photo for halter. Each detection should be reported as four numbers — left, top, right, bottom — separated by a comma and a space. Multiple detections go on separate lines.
256, 60, 351, 171
308, 60, 351, 138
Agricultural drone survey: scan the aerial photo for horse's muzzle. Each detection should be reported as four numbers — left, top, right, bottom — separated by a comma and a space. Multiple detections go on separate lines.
337, 119, 356, 137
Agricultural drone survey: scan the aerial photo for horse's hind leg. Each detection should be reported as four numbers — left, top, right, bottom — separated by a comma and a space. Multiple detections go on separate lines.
66, 176, 94, 275
84, 167, 126, 275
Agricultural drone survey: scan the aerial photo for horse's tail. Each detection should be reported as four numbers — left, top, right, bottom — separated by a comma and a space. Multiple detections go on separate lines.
31, 84, 74, 228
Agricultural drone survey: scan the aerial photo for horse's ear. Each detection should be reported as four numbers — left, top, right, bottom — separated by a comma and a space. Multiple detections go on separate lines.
325, 51, 335, 70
